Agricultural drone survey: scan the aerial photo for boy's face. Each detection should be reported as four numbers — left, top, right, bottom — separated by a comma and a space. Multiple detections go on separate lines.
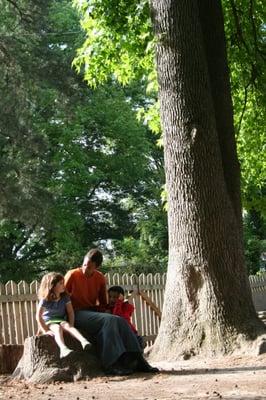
108, 291, 123, 305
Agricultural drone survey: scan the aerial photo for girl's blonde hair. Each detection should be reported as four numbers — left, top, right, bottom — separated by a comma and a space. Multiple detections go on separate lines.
38, 272, 66, 301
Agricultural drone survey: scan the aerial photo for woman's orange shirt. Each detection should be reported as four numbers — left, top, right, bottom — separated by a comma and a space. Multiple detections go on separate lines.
64, 268, 107, 310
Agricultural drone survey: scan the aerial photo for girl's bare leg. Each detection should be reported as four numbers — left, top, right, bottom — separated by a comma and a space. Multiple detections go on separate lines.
61, 322, 92, 350
49, 323, 73, 357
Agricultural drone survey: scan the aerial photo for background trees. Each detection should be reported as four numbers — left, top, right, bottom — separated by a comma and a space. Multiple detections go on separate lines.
0, 0, 55, 280
0, 0, 165, 281
0, 0, 264, 282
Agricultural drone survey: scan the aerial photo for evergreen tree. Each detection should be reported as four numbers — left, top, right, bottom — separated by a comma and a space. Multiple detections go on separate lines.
0, 0, 163, 281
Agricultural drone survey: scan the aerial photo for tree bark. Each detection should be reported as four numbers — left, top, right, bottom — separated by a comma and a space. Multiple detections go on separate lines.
12, 335, 101, 383
197, 0, 242, 230
0, 345, 23, 374
149, 0, 265, 360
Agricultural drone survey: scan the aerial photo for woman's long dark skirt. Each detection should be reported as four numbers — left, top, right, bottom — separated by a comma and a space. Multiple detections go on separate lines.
74, 310, 141, 368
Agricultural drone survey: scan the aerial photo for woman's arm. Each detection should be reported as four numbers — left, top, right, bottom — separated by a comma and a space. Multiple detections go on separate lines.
65, 301, 75, 326
98, 279, 108, 309
64, 271, 72, 294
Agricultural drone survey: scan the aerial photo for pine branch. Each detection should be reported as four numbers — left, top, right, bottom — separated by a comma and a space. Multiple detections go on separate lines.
6, 0, 33, 24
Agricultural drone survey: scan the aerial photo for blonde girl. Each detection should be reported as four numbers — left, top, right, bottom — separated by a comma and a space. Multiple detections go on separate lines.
36, 272, 91, 358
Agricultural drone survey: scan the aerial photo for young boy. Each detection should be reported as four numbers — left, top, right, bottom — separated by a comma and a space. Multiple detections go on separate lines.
107, 285, 144, 350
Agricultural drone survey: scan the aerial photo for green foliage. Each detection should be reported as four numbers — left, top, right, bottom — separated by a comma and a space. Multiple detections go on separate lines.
103, 184, 168, 274
73, 0, 153, 86
0, 0, 53, 225
73, 0, 265, 277
222, 0, 266, 215
243, 209, 266, 275
0, 0, 165, 282
0, 0, 56, 281
2, 0, 264, 282
103, 237, 167, 275
73, 0, 265, 213
236, 90, 265, 215
43, 83, 154, 268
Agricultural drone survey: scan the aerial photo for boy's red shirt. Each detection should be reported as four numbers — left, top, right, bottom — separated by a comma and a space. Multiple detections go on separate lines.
107, 299, 137, 333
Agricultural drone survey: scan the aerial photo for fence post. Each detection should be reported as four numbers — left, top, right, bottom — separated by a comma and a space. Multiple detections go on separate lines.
131, 274, 142, 334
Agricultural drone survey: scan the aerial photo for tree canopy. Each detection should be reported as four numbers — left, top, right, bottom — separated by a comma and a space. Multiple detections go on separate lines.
73, 0, 265, 210
0, 0, 264, 282
72, 0, 265, 274
0, 0, 165, 281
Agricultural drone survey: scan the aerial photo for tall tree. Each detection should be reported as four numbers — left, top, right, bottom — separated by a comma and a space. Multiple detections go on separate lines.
149, 0, 264, 359
198, 0, 242, 230
74, 0, 265, 358
0, 0, 55, 281
73, 0, 265, 276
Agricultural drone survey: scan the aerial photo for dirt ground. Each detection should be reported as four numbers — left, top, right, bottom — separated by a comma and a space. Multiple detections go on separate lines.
1, 354, 266, 400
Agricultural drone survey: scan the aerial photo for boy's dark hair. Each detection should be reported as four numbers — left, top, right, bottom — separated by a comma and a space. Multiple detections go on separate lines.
85, 248, 103, 267
108, 285, 125, 296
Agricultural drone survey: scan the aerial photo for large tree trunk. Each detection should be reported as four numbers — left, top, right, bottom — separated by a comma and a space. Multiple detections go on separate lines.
12, 334, 101, 383
149, 0, 265, 360
198, 0, 242, 230
0, 345, 23, 374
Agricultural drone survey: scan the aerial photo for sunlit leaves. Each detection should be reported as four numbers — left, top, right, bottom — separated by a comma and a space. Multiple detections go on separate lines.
73, 0, 154, 86
222, 0, 265, 213
74, 0, 265, 214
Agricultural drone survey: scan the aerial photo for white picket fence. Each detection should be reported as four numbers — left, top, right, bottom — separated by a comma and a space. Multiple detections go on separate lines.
0, 272, 265, 345
249, 274, 266, 313
0, 273, 166, 345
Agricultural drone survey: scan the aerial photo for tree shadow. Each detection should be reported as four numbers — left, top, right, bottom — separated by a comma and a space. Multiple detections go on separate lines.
158, 365, 266, 376
107, 364, 266, 381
